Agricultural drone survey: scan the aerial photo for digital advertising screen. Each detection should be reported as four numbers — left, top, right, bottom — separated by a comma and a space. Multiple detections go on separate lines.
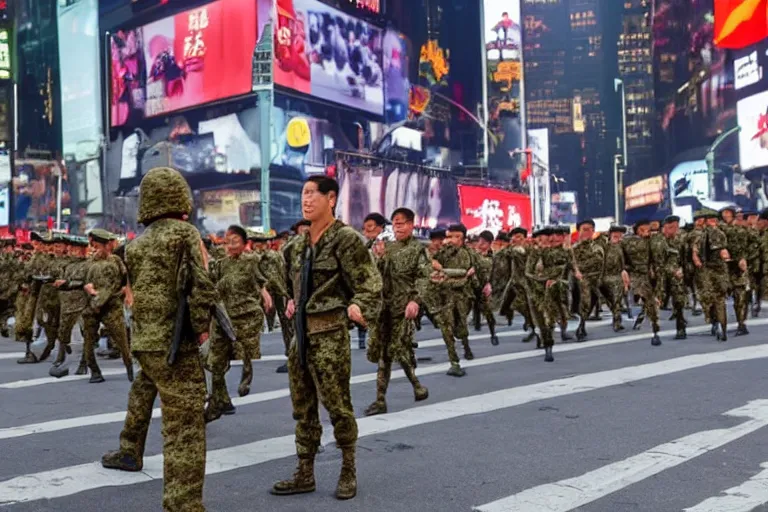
110, 0, 264, 127
382, 28, 411, 124
625, 175, 666, 210
273, 0, 384, 115
457, 184, 532, 235
737, 89, 768, 172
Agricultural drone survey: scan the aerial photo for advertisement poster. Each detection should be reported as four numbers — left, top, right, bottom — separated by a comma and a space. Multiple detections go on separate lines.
383, 29, 411, 124
197, 188, 260, 234
457, 184, 531, 235
274, 0, 384, 115
669, 160, 709, 223
110, 0, 262, 126
551, 191, 578, 226
336, 161, 460, 229
483, 0, 523, 171
528, 127, 550, 226
625, 175, 666, 210
737, 90, 768, 172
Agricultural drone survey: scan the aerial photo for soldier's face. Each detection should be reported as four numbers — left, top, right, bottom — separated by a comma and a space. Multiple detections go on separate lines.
477, 239, 491, 253
695, 218, 705, 228
536, 235, 549, 247
392, 213, 414, 241
650, 221, 660, 232
722, 210, 734, 224
636, 225, 650, 237
363, 220, 383, 241
664, 222, 679, 237
301, 181, 336, 222
446, 231, 464, 247
706, 218, 719, 228
610, 232, 623, 243
578, 225, 594, 241
511, 233, 525, 245
748, 215, 759, 227
90, 241, 110, 258
428, 238, 443, 252
226, 232, 247, 257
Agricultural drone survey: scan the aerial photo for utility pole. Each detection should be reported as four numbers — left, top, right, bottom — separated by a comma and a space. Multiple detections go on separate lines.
705, 125, 741, 201
614, 79, 627, 224
253, 22, 274, 232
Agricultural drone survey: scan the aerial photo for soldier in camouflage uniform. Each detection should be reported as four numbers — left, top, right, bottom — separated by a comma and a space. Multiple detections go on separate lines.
549, 226, 578, 341
0, 239, 21, 337
36, 237, 72, 363
602, 225, 629, 332
743, 211, 763, 317
720, 207, 750, 335
205, 225, 273, 422
81, 229, 132, 383
272, 176, 381, 501
692, 210, 730, 340
472, 230, 499, 345
416, 228, 446, 331
623, 219, 661, 346
499, 227, 537, 342
15, 237, 48, 364
102, 167, 217, 512
364, 208, 430, 416
573, 219, 604, 341
659, 216, 688, 339
491, 232, 511, 317
431, 223, 479, 377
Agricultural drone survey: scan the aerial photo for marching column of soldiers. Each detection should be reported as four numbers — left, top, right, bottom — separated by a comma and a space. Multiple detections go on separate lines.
6, 166, 768, 511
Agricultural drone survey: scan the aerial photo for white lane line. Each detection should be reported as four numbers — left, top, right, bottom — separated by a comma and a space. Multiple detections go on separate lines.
0, 353, 24, 360
0, 318, 764, 440
3, 345, 768, 505
683, 462, 768, 512
0, 369, 129, 389
472, 401, 768, 512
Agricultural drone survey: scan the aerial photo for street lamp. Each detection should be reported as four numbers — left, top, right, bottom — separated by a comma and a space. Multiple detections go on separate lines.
705, 125, 741, 200
614, 78, 628, 224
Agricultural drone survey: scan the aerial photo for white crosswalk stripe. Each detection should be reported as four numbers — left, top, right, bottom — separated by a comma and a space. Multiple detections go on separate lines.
683, 462, 768, 512
2, 344, 768, 505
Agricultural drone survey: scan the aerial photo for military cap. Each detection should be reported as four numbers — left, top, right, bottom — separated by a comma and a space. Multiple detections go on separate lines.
720, 205, 737, 215
633, 219, 651, 231
496, 231, 510, 242
88, 228, 116, 244
662, 215, 680, 225
510, 227, 527, 237
552, 225, 569, 235
391, 207, 416, 222
64, 236, 89, 247
447, 223, 468, 236
743, 210, 759, 218
608, 225, 627, 234
576, 218, 595, 229
693, 209, 718, 220
277, 231, 291, 239
248, 230, 277, 243
479, 230, 494, 243
137, 167, 193, 224
683, 224, 694, 232
429, 228, 446, 240
363, 212, 388, 227
533, 227, 552, 238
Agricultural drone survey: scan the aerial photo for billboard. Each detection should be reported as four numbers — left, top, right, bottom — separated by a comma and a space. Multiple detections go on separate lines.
625, 175, 666, 210
383, 29, 411, 124
110, 0, 262, 127
457, 184, 531, 235
483, 0, 523, 171
737, 90, 768, 172
669, 159, 709, 224
714, 0, 768, 50
274, 0, 384, 115
551, 191, 578, 226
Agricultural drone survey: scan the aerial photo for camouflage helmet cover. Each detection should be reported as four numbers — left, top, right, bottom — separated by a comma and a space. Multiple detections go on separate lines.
137, 167, 193, 224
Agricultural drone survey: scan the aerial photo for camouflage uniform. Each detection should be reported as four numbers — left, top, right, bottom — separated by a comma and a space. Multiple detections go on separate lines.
15, 250, 45, 363
102, 167, 217, 512
56, 254, 90, 371
659, 232, 687, 337
721, 221, 750, 332
499, 244, 535, 339
274, 220, 381, 499
37, 251, 66, 361
695, 225, 730, 338
573, 237, 605, 340
601, 234, 626, 330
0, 247, 22, 336
207, 251, 268, 414
746, 225, 763, 316
365, 235, 430, 415
257, 248, 294, 356
623, 233, 660, 340
473, 250, 497, 342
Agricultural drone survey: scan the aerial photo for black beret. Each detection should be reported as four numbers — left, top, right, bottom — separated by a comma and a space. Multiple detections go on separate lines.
429, 228, 446, 240
662, 215, 680, 225
363, 212, 388, 226
720, 206, 737, 216
576, 219, 595, 229
391, 207, 415, 222
479, 230, 494, 243
608, 225, 627, 234
291, 219, 311, 232
633, 219, 651, 231
447, 223, 467, 236
510, 227, 527, 237
496, 231, 510, 242
226, 225, 248, 242
533, 227, 552, 238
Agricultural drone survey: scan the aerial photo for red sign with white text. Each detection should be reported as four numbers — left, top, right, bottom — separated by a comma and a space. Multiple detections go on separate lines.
457, 185, 532, 235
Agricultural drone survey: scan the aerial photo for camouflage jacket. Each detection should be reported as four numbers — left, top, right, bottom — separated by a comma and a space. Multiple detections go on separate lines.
378, 235, 431, 315
622, 235, 653, 275
59, 257, 91, 314
659, 235, 684, 276
39, 254, 66, 309
721, 223, 749, 262
286, 220, 382, 325
126, 218, 217, 353
254, 249, 290, 300
603, 241, 625, 277
691, 226, 728, 271
210, 253, 268, 318
573, 239, 605, 279
85, 254, 127, 312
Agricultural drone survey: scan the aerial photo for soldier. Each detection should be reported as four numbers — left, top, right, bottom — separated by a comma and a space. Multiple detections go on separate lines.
549, 226, 578, 341
0, 239, 20, 337
357, 213, 387, 351
659, 216, 688, 339
80, 229, 132, 383
15, 236, 48, 364
102, 167, 217, 512
720, 207, 751, 335
205, 225, 273, 422
694, 211, 730, 340
499, 227, 537, 342
623, 219, 661, 346
364, 207, 430, 416
417, 228, 445, 331
432, 223, 478, 377
272, 176, 381, 500
472, 230, 498, 345
276, 220, 311, 374
602, 225, 630, 332
573, 219, 604, 341
743, 211, 763, 317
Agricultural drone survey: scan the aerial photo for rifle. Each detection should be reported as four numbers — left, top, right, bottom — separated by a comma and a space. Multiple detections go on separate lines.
296, 245, 314, 369
168, 244, 191, 366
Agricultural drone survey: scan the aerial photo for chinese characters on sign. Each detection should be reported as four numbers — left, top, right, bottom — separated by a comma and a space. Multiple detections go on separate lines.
457, 184, 532, 235
184, 8, 209, 59
0, 30, 10, 80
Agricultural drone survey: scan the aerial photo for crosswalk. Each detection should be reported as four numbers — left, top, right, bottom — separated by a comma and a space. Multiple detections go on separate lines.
2, 318, 768, 511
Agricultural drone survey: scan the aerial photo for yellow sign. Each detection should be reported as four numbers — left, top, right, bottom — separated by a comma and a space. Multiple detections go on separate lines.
419, 40, 449, 85
625, 176, 665, 209
492, 61, 520, 91
286, 117, 310, 149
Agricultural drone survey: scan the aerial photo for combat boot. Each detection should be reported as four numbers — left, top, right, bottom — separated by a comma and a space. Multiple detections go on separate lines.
575, 324, 587, 342
89, 371, 105, 384
544, 346, 554, 363
735, 324, 749, 337
613, 315, 625, 332
446, 363, 465, 377
364, 400, 387, 416
717, 323, 728, 342
336, 447, 357, 500
651, 331, 662, 346
49, 344, 69, 378
101, 451, 142, 472
74, 361, 88, 375
462, 339, 474, 360
632, 310, 645, 330
522, 331, 536, 343
674, 316, 687, 340
16, 343, 37, 364
275, 363, 288, 374
414, 385, 429, 402
38, 341, 55, 362
271, 456, 316, 496
490, 334, 499, 346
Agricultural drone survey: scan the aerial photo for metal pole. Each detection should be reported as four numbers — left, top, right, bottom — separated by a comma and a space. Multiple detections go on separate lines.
258, 89, 271, 232
479, 0, 489, 167
620, 82, 627, 171
613, 155, 619, 222
56, 168, 62, 231
706, 125, 741, 201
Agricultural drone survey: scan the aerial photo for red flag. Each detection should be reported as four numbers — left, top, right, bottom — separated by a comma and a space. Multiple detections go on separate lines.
715, 0, 768, 50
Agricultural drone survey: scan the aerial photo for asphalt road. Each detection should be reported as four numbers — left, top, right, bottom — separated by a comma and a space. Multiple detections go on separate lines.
3, 308, 768, 512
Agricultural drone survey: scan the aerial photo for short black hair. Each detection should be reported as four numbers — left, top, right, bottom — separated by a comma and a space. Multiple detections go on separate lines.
305, 176, 339, 214
391, 208, 415, 223
227, 225, 248, 242
429, 229, 446, 240
479, 230, 494, 243
364, 212, 388, 227
447, 223, 467, 236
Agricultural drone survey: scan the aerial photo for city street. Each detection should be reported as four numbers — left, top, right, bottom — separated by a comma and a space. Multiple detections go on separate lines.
3, 310, 768, 512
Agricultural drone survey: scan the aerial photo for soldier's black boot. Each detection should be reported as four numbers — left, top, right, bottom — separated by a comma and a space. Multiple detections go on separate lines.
560, 326, 573, 342
102, 451, 142, 472
462, 339, 474, 360
271, 456, 316, 496
275, 363, 288, 374
544, 346, 554, 363
633, 310, 645, 330
49, 344, 69, 378
735, 324, 749, 337
651, 332, 662, 346
89, 371, 105, 383
336, 447, 357, 500
16, 342, 38, 364
710, 321, 718, 337
674, 316, 687, 340
446, 363, 465, 377
38, 340, 56, 362
74, 359, 88, 375
717, 323, 728, 342
575, 322, 587, 342
364, 400, 387, 416
535, 333, 542, 349
613, 314, 625, 332
0, 325, 9, 338
522, 330, 536, 343
490, 334, 500, 346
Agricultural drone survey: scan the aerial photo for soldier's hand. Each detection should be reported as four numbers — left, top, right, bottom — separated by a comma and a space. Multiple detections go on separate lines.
197, 332, 209, 345
348, 304, 365, 327
285, 299, 295, 319
466, 267, 476, 277
405, 301, 420, 320
546, 279, 555, 288
574, 270, 583, 281
739, 258, 748, 272
84, 283, 97, 296
199, 337, 211, 360
261, 289, 274, 312
483, 283, 492, 298
693, 254, 703, 268
53, 280, 65, 288
721, 249, 730, 261
431, 260, 443, 271
674, 269, 683, 280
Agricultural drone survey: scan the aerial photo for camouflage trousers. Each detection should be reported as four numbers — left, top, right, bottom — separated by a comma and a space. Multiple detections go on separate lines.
82, 300, 131, 375
729, 266, 750, 326
276, 299, 295, 356
14, 290, 39, 342
0, 298, 14, 333
578, 276, 602, 321
527, 281, 563, 348
370, 313, 421, 403
119, 350, 207, 512
288, 320, 357, 457
664, 271, 687, 322
630, 273, 659, 332
434, 292, 471, 365
504, 282, 533, 328
600, 276, 625, 325
697, 266, 728, 327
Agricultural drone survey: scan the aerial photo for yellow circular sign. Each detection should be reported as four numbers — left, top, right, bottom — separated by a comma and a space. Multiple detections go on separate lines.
286, 118, 310, 149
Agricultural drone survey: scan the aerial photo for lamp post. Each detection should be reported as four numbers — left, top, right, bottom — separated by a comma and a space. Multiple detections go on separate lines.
705, 125, 741, 201
253, 22, 274, 232
614, 78, 627, 224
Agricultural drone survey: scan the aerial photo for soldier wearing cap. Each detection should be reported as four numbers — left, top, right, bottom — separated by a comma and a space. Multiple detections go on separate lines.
471, 230, 499, 345
416, 228, 446, 331
14, 234, 50, 364
602, 225, 629, 331
490, 231, 511, 318
623, 219, 662, 345
0, 238, 20, 337
659, 215, 688, 339
573, 219, 604, 341
499, 227, 537, 341
720, 207, 751, 335
548, 226, 579, 341
691, 209, 731, 340
34, 236, 73, 363
739, 211, 763, 316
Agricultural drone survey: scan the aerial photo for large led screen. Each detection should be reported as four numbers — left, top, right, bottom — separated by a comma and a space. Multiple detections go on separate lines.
274, 0, 384, 115
737, 90, 768, 172
110, 0, 261, 127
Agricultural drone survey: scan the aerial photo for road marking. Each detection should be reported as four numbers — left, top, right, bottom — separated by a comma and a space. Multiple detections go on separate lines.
2, 345, 768, 505
473, 400, 768, 512
0, 318, 764, 440
0, 368, 130, 389
683, 462, 768, 512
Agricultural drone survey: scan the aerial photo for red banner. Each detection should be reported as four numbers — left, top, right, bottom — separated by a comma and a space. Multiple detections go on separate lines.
715, 0, 768, 50
457, 185, 532, 235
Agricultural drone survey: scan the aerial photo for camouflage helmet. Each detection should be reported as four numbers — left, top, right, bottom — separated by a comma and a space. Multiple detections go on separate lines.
137, 167, 193, 224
